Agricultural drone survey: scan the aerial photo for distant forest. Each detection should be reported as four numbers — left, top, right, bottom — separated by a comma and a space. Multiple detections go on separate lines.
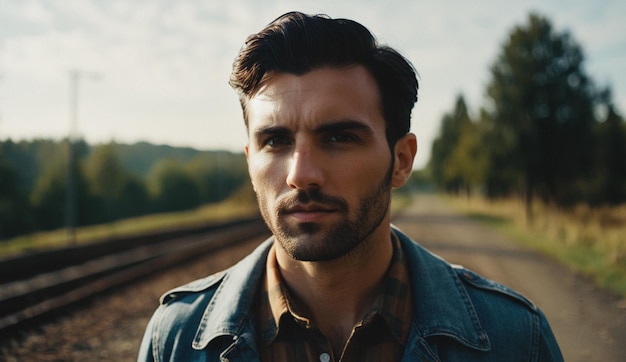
0, 139, 249, 239
3, 13, 626, 240
427, 13, 626, 216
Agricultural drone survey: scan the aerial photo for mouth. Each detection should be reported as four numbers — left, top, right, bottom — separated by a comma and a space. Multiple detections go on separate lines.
282, 203, 340, 222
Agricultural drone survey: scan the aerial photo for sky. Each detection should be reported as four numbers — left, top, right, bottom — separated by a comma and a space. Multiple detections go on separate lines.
1, 0, 624, 169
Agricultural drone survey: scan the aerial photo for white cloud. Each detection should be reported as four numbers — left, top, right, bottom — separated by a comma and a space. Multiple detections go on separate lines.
1, 0, 624, 168
22, 0, 54, 25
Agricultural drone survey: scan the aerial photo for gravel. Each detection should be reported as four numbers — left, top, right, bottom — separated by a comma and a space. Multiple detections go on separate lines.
0, 236, 266, 362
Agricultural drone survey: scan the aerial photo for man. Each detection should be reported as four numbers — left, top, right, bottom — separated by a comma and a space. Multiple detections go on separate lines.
138, 12, 563, 361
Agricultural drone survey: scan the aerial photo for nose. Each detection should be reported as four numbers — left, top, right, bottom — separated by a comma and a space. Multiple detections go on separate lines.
286, 146, 324, 190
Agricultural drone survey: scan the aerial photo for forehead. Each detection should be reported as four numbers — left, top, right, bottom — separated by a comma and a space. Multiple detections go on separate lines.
246, 66, 383, 132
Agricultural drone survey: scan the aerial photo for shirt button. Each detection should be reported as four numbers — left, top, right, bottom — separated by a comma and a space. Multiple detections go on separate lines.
319, 352, 331, 362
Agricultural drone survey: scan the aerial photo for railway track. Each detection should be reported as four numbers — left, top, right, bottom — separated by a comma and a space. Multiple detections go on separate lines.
0, 217, 268, 339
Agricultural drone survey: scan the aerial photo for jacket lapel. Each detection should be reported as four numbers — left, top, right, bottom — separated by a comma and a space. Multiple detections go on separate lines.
191, 238, 274, 352
395, 228, 491, 358
188, 230, 490, 360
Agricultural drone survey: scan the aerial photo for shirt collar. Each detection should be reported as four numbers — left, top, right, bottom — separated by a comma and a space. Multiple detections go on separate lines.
374, 232, 412, 343
191, 229, 490, 352
256, 244, 312, 346
256, 233, 412, 346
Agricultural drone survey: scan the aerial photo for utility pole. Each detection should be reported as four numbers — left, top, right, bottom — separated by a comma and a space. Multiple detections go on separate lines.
0, 73, 3, 136
67, 70, 99, 244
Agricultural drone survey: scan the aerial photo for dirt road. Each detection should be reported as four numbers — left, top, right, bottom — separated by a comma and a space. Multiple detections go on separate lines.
393, 194, 626, 361
3, 195, 624, 361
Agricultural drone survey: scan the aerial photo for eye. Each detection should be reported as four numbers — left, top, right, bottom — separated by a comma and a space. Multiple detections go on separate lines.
327, 133, 359, 144
264, 135, 292, 148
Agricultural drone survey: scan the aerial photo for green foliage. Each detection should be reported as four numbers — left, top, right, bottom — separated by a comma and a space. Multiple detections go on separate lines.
183, 152, 249, 204
429, 12, 626, 211
591, 93, 626, 205
84, 143, 127, 198
0, 158, 32, 238
430, 95, 484, 194
0, 191, 259, 258
116, 175, 151, 218
147, 152, 249, 213
28, 149, 62, 223
148, 159, 201, 212
447, 195, 626, 298
1, 139, 61, 196
0, 139, 250, 241
28, 144, 96, 230
484, 13, 596, 206
29, 152, 71, 230
83, 143, 151, 221
114, 142, 213, 178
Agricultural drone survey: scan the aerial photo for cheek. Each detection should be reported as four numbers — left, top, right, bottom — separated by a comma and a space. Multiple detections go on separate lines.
248, 154, 285, 193
336, 157, 389, 196
351, 148, 390, 177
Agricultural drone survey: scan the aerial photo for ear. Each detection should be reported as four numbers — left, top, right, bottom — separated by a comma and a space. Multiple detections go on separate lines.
391, 133, 417, 188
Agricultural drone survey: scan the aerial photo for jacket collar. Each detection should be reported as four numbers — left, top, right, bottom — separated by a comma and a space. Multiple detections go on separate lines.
192, 237, 273, 350
394, 227, 490, 351
192, 229, 490, 352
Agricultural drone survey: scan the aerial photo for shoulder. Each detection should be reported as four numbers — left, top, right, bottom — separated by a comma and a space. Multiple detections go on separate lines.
160, 270, 227, 304
452, 265, 537, 312
139, 237, 274, 361
150, 270, 230, 343
159, 236, 274, 306
393, 228, 562, 359
395, 227, 537, 313
451, 263, 541, 334
439, 262, 561, 359
138, 270, 230, 361
452, 265, 563, 360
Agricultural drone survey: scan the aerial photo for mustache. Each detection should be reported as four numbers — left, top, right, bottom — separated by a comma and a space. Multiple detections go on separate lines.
277, 189, 348, 214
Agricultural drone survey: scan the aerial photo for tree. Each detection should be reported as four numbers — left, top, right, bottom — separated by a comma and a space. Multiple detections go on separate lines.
29, 143, 95, 231
184, 153, 222, 203
184, 152, 249, 203
147, 159, 201, 212
83, 143, 150, 221
593, 90, 626, 205
30, 156, 71, 230
116, 175, 151, 218
430, 95, 476, 193
0, 159, 32, 238
0, 140, 41, 196
484, 13, 596, 215
445, 113, 486, 195
84, 144, 127, 199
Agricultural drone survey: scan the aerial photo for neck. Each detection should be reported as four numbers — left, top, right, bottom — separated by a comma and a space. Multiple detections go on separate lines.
275, 224, 394, 352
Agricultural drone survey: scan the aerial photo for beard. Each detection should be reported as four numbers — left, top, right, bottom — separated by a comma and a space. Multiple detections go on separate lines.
256, 164, 393, 262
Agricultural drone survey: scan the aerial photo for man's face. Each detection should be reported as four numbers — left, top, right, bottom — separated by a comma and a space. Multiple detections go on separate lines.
245, 66, 397, 262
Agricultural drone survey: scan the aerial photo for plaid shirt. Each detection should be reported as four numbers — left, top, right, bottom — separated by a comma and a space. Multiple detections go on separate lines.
254, 234, 412, 362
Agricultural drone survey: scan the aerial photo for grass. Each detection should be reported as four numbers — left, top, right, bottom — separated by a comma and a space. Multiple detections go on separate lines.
1, 190, 414, 259
444, 195, 626, 298
5, 187, 624, 299
0, 196, 259, 259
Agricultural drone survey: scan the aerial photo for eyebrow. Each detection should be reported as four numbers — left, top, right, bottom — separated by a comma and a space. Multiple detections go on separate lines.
313, 120, 373, 135
253, 126, 291, 138
252, 119, 374, 139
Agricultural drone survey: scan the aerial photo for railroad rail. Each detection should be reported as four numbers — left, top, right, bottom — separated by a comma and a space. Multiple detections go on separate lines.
0, 217, 268, 339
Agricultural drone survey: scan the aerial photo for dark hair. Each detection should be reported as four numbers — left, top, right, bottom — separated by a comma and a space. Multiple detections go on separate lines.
229, 11, 419, 147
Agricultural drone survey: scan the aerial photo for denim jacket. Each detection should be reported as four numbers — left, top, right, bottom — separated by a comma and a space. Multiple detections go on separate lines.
138, 228, 563, 361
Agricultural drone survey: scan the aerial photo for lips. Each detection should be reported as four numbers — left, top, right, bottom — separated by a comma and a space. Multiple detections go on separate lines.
284, 203, 337, 213
276, 189, 348, 223
281, 203, 339, 222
